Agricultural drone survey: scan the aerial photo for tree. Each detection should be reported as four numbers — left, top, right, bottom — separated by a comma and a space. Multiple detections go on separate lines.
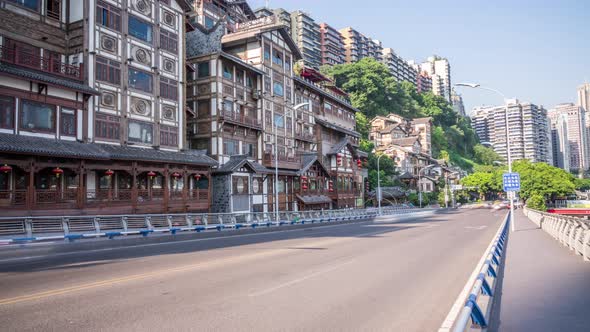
512, 160, 575, 200
574, 178, 590, 191
473, 144, 503, 165
527, 194, 547, 211
461, 172, 495, 200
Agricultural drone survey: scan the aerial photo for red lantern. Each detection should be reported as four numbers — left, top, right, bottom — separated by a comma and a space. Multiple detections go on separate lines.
301, 176, 308, 181
171, 172, 181, 178
52, 167, 64, 178
357, 159, 362, 168
147, 171, 156, 179
194, 174, 202, 180
328, 180, 334, 192
0, 164, 12, 173
302, 184, 308, 190
105, 169, 114, 177
336, 153, 342, 166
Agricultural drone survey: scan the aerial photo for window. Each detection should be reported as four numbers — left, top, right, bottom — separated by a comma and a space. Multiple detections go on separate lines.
243, 142, 256, 158
197, 62, 209, 77
272, 49, 282, 66
204, 16, 215, 28
285, 55, 291, 72
128, 15, 152, 43
197, 101, 209, 117
246, 74, 254, 89
46, 0, 61, 20
160, 125, 178, 147
263, 43, 271, 61
60, 108, 76, 136
160, 30, 178, 53
223, 139, 239, 155
96, 56, 121, 85
273, 81, 284, 97
96, 0, 121, 31
127, 120, 153, 144
160, 77, 177, 100
236, 70, 244, 85
0, 95, 15, 129
20, 100, 55, 133
264, 75, 271, 93
222, 63, 233, 80
128, 68, 153, 93
7, 0, 39, 11
274, 114, 284, 128
95, 114, 120, 140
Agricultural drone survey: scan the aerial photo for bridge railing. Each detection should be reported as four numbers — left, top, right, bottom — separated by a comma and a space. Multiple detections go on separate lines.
0, 206, 436, 244
449, 212, 510, 332
523, 207, 590, 262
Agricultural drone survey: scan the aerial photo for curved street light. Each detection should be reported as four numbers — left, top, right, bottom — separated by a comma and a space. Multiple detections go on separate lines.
455, 82, 515, 232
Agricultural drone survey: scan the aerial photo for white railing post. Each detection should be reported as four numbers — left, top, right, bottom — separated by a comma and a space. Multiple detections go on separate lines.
24, 218, 33, 238
93, 217, 101, 234
61, 217, 70, 235
122, 216, 128, 232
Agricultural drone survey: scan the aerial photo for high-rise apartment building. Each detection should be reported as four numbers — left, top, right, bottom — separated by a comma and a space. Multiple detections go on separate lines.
339, 27, 381, 64
319, 23, 345, 66
471, 100, 551, 163
548, 103, 589, 172
451, 90, 466, 116
0, 0, 218, 217
550, 113, 571, 172
381, 48, 417, 85
290, 11, 322, 69
577, 83, 590, 112
421, 56, 451, 102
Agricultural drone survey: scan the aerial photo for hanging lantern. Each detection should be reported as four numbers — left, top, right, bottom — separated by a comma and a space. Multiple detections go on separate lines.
52, 167, 64, 178
328, 180, 334, 192
105, 169, 114, 177
194, 174, 202, 180
147, 171, 156, 179
357, 159, 362, 169
302, 184, 308, 190
301, 176, 308, 181
171, 172, 181, 178
0, 164, 12, 173
336, 153, 342, 166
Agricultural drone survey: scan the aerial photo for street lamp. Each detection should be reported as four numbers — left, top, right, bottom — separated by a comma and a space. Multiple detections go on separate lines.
418, 164, 437, 208
455, 82, 515, 232
273, 102, 309, 221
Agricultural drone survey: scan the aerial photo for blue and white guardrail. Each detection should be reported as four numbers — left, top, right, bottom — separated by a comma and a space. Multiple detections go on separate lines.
0, 207, 433, 245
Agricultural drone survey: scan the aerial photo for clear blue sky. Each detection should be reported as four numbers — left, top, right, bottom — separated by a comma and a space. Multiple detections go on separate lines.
250, 0, 589, 115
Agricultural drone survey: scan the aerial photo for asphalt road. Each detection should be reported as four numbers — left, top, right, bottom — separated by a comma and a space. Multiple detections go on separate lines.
0, 209, 505, 332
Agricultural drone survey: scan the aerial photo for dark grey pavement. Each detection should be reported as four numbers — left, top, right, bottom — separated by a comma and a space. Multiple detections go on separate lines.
0, 209, 505, 332
489, 210, 590, 332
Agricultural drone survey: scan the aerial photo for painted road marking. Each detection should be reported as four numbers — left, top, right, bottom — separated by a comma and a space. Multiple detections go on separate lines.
249, 259, 355, 297
464, 226, 488, 230
0, 229, 391, 306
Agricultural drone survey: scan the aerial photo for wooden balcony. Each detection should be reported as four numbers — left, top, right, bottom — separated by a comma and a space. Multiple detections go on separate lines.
295, 130, 315, 142
263, 152, 301, 170
0, 45, 84, 81
219, 109, 262, 130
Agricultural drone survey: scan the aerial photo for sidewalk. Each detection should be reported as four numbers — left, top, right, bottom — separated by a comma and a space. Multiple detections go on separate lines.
489, 210, 590, 332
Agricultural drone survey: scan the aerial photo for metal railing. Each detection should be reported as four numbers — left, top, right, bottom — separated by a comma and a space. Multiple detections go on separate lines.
523, 207, 590, 262
0, 206, 434, 244
451, 212, 510, 331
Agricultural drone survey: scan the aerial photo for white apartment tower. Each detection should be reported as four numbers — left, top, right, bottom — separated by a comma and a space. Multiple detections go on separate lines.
548, 103, 589, 173
471, 100, 551, 164
421, 56, 451, 102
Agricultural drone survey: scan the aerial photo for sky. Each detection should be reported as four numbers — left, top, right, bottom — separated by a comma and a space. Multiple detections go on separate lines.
249, 0, 589, 115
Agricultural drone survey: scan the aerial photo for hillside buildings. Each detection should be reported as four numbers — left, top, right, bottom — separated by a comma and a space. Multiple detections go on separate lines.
451, 90, 466, 116
471, 100, 552, 164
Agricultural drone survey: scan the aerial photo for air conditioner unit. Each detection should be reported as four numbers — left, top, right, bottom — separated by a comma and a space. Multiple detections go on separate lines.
252, 90, 261, 100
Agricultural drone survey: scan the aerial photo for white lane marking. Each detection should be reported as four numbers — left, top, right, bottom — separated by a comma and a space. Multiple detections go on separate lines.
438, 212, 509, 332
248, 259, 355, 297
464, 226, 488, 230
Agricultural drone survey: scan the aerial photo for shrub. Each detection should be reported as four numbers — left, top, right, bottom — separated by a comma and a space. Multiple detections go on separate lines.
526, 194, 546, 211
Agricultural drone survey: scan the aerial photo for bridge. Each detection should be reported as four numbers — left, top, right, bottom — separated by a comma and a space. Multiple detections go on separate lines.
0, 207, 588, 331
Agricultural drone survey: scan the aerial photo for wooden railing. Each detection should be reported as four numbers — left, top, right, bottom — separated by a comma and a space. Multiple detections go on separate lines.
220, 109, 261, 129
35, 189, 78, 205
0, 45, 83, 81
0, 190, 27, 206
263, 152, 301, 170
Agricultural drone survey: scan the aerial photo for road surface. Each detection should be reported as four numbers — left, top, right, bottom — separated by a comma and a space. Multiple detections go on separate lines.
0, 209, 505, 331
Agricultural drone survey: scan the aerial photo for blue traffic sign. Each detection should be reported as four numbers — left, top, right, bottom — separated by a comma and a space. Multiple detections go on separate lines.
503, 172, 520, 191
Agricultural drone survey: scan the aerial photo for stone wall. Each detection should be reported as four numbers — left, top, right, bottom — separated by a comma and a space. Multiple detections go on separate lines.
186, 22, 225, 57
211, 173, 231, 213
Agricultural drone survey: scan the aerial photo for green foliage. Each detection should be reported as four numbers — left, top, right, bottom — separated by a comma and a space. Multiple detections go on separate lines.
461, 172, 497, 199
359, 139, 374, 154
512, 160, 575, 200
527, 194, 547, 211
574, 178, 590, 191
355, 112, 369, 138
367, 153, 398, 189
473, 144, 503, 165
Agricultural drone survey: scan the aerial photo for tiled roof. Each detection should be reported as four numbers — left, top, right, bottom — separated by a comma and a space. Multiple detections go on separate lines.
296, 194, 332, 205
0, 133, 217, 166
327, 138, 354, 156
315, 118, 360, 138
214, 155, 269, 174
299, 153, 329, 175
0, 63, 99, 95
391, 137, 421, 147
412, 117, 432, 124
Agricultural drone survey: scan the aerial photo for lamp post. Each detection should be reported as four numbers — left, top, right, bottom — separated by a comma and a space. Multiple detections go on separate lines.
455, 82, 515, 231
274, 102, 309, 221
372, 148, 394, 216
418, 164, 437, 208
